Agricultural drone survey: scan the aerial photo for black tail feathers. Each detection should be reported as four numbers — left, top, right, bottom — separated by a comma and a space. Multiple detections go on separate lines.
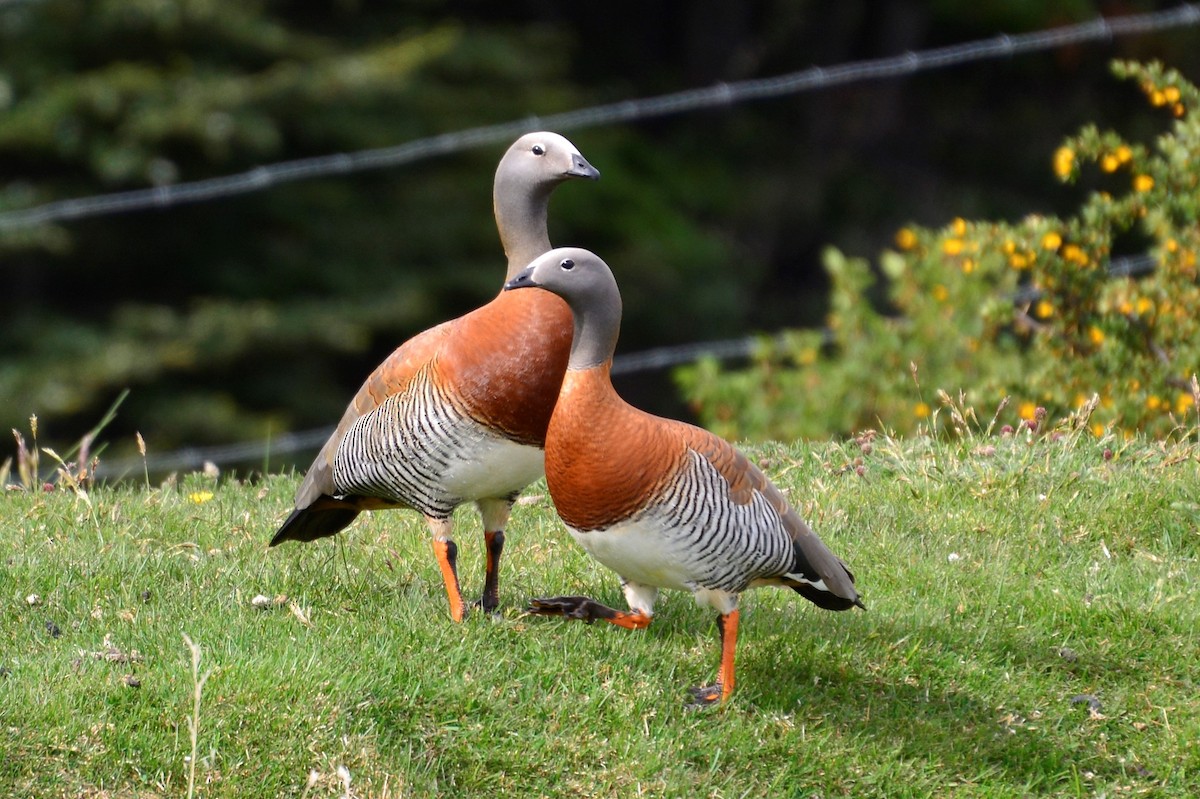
270, 506, 359, 546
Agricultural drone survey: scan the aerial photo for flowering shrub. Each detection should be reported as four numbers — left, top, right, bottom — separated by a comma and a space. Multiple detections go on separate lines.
679, 60, 1200, 441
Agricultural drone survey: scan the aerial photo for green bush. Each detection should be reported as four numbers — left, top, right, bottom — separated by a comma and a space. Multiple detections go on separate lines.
678, 60, 1200, 441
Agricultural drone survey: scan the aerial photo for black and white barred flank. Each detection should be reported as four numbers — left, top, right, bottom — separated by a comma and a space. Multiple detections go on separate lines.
627, 451, 796, 593
332, 369, 481, 519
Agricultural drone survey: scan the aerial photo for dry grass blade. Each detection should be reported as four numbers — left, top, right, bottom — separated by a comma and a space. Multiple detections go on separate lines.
182, 634, 214, 799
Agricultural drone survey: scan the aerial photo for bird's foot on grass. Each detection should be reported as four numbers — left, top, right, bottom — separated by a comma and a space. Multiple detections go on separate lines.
472, 596, 503, 618
528, 595, 607, 623
527, 596, 652, 629
686, 683, 725, 709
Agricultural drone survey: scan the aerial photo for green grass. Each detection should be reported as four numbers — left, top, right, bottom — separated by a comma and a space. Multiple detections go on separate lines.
2, 430, 1199, 798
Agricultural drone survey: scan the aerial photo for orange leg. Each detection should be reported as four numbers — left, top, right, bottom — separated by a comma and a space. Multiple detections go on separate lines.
480, 530, 505, 613
477, 498, 512, 614
717, 609, 739, 702
528, 596, 652, 629
428, 517, 465, 622
688, 609, 740, 706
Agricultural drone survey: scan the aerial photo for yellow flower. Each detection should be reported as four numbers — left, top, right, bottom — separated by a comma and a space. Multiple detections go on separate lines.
1053, 146, 1075, 179
1074, 393, 1089, 408
1135, 297, 1154, 315
1178, 393, 1196, 414
1009, 253, 1029, 270
1150, 89, 1167, 107
951, 217, 967, 237
932, 284, 949, 302
1118, 300, 1133, 315
1164, 86, 1181, 103
1041, 232, 1062, 251
1115, 145, 1132, 164
1061, 244, 1088, 266
1100, 153, 1121, 173
961, 258, 975, 274
1002, 239, 1016, 255
1147, 395, 1162, 411
1018, 401, 1037, 420
1035, 300, 1053, 318
1088, 326, 1105, 346
895, 227, 918, 250
189, 491, 215, 504
942, 238, 964, 256
914, 401, 931, 419
1166, 238, 1178, 253
1133, 174, 1155, 192
1090, 422, 1105, 438
1173, 103, 1186, 118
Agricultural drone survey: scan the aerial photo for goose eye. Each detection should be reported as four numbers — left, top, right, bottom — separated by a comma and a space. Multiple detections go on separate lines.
531, 144, 546, 156
560, 258, 575, 271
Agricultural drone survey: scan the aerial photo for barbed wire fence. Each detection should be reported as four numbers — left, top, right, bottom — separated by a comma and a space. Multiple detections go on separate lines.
3, 4, 1197, 478
2, 4, 1198, 231
88, 247, 1154, 479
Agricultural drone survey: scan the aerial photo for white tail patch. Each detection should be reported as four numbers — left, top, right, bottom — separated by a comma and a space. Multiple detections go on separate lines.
784, 573, 829, 592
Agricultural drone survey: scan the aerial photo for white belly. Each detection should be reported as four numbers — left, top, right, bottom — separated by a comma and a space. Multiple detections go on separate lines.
335, 396, 547, 516
441, 435, 545, 500
566, 517, 697, 593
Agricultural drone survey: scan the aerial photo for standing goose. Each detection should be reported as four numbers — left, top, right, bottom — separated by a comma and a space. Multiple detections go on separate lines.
505, 247, 863, 704
270, 133, 600, 622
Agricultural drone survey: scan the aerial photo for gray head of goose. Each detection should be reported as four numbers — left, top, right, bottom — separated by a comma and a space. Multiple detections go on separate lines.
493, 133, 600, 277
504, 247, 621, 370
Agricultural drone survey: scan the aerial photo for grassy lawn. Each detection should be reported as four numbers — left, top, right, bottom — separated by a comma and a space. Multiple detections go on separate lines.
2, 429, 1198, 798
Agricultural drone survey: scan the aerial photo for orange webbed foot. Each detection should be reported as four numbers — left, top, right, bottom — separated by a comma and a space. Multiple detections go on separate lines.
686, 683, 726, 708
528, 596, 651, 630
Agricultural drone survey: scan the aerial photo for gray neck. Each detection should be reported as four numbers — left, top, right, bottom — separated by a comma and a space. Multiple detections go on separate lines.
567, 283, 623, 370
495, 181, 555, 281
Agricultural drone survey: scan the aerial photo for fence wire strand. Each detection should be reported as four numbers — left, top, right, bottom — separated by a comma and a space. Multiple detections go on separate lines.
5, 5, 1195, 478
1, 3, 1198, 231
90, 250, 1157, 479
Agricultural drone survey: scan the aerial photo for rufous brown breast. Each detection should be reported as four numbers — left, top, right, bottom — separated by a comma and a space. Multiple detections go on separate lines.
544, 364, 691, 531
439, 287, 573, 447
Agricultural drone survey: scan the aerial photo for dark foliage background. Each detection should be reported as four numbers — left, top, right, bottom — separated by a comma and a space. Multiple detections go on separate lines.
1, 1, 1197, 472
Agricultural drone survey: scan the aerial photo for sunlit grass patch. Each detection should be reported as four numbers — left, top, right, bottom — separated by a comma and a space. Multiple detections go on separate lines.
2, 429, 1198, 797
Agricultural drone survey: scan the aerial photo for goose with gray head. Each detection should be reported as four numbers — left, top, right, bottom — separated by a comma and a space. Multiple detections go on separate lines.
270, 134, 600, 622
505, 247, 863, 704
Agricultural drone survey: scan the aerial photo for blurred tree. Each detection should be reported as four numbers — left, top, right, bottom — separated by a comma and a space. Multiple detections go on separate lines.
1, 0, 1197, 472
